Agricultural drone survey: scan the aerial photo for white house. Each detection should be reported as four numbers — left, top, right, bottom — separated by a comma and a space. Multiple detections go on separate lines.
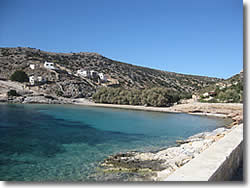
44, 61, 55, 69
98, 73, 107, 82
29, 76, 35, 85
37, 76, 46, 83
90, 70, 98, 78
29, 75, 46, 85
77, 69, 90, 77
77, 69, 101, 80
30, 64, 35, 70
203, 92, 209, 97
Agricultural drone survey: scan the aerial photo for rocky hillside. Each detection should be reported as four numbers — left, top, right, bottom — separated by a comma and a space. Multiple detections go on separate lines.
0, 47, 222, 99
198, 70, 243, 103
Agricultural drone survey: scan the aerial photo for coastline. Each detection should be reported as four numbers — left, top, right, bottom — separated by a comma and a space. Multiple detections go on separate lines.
97, 121, 243, 181
165, 123, 243, 181
0, 99, 243, 181
71, 100, 242, 181
97, 124, 243, 181
73, 99, 242, 120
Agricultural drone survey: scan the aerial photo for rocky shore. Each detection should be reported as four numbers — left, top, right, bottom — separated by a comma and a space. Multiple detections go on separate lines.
88, 103, 243, 181
3, 95, 73, 104
0, 94, 73, 104
0, 80, 73, 104
97, 125, 241, 181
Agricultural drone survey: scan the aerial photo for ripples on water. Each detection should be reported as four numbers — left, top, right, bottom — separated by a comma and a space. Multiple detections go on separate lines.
0, 104, 231, 181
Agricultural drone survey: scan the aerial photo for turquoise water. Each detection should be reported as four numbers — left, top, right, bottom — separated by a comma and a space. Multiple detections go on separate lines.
0, 104, 231, 181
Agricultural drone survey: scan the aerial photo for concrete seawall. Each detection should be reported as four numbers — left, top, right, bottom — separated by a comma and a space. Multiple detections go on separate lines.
165, 124, 243, 181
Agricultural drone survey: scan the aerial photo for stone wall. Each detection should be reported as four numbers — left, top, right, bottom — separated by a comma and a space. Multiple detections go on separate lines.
165, 124, 243, 181
209, 140, 243, 181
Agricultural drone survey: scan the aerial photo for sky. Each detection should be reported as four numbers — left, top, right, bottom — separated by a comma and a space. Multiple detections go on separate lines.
0, 0, 243, 78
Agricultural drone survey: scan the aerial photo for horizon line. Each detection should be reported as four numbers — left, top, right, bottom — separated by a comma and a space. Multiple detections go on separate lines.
0, 45, 239, 79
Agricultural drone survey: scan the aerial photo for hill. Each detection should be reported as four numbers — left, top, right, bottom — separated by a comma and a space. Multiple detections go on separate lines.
198, 70, 243, 103
0, 47, 222, 100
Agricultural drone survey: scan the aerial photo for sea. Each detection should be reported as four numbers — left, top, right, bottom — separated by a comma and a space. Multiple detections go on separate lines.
0, 104, 231, 181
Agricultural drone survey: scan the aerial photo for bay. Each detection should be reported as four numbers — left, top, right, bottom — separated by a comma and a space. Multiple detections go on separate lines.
0, 104, 231, 181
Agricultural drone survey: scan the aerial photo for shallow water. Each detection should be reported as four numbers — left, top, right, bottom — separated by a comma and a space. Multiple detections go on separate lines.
0, 104, 231, 181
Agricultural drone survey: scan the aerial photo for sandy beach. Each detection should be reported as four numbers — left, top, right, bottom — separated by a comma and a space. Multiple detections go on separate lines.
73, 98, 243, 121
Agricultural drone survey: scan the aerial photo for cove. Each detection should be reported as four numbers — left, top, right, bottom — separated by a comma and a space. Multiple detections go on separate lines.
0, 104, 231, 181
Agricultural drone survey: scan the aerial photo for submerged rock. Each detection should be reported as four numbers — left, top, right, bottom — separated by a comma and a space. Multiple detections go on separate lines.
101, 152, 167, 172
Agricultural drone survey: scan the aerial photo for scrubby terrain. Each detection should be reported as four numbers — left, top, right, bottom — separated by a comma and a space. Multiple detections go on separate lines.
198, 71, 243, 103
0, 47, 221, 101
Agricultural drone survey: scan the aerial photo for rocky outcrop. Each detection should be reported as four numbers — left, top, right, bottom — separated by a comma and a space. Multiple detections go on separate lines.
6, 95, 73, 104
0, 80, 74, 104
227, 112, 243, 127
99, 126, 233, 181
168, 103, 243, 127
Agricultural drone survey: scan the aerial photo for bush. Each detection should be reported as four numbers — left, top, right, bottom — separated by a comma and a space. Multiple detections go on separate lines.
55, 90, 63, 97
180, 93, 192, 99
216, 89, 241, 103
10, 70, 29, 83
92, 87, 180, 107
7, 90, 20, 97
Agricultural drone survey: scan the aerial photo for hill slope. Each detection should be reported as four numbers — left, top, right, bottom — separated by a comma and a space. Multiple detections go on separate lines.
0, 47, 222, 99
198, 70, 243, 103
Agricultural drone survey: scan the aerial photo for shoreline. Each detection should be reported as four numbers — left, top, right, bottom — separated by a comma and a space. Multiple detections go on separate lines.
1, 98, 243, 123
164, 123, 243, 181
98, 123, 243, 181
72, 100, 242, 181
73, 99, 242, 119
0, 99, 243, 181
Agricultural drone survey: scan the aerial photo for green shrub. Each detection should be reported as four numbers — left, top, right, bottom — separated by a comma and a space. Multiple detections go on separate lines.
92, 87, 180, 107
7, 90, 20, 97
10, 70, 29, 83
180, 93, 192, 99
55, 90, 63, 97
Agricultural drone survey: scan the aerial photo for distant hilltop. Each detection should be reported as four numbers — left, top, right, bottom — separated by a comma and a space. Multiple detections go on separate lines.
0, 47, 223, 99
1, 47, 101, 57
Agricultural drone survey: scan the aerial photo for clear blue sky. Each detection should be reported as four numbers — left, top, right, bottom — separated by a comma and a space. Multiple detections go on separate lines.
0, 0, 242, 78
